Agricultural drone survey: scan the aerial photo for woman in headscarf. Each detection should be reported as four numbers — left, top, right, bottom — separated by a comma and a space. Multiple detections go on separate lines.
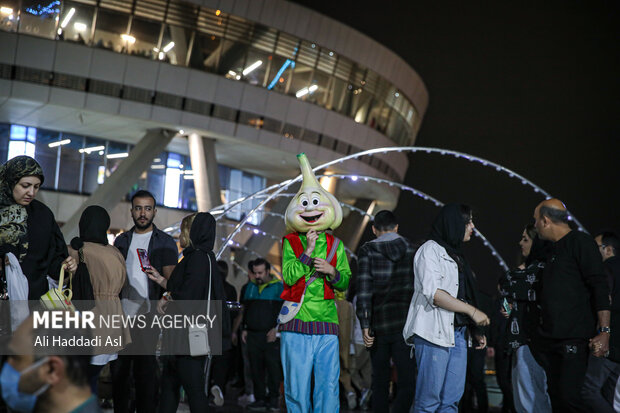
0, 156, 76, 300
148, 212, 230, 413
403, 204, 490, 413
68, 205, 131, 394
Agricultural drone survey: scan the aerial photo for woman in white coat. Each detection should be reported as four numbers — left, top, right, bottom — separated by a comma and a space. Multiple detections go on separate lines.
404, 204, 490, 413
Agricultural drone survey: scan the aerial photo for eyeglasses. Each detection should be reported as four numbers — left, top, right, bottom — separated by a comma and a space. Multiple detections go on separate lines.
132, 206, 154, 212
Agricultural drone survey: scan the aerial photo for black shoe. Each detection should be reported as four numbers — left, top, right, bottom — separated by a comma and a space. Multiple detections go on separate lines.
247, 400, 268, 412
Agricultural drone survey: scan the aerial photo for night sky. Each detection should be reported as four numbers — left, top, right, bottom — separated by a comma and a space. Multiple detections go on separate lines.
292, 0, 620, 293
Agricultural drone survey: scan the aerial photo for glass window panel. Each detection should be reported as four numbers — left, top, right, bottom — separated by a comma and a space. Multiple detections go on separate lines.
146, 152, 166, 204
34, 129, 60, 190
81, 137, 106, 194
129, 17, 161, 59
165, 0, 198, 30
265, 55, 294, 93
58, 1, 94, 45
350, 89, 372, 124
93, 9, 129, 53
160, 24, 191, 66
262, 117, 281, 134
250, 24, 277, 53
197, 7, 226, 37
212, 105, 237, 122
105, 141, 128, 182
242, 48, 269, 87
0, 0, 19, 32
296, 40, 318, 68
288, 63, 312, 100
57, 134, 83, 193
180, 155, 196, 210
329, 77, 348, 113
306, 70, 331, 107
19, 0, 60, 39
334, 56, 352, 81
317, 49, 336, 75
218, 39, 248, 77
367, 98, 385, 132
224, 14, 252, 44
275, 32, 298, 60
188, 32, 221, 72
0, 124, 9, 163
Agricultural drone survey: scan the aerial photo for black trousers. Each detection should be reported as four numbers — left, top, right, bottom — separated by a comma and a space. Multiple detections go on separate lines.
211, 347, 234, 392
111, 354, 159, 413
531, 338, 589, 413
247, 330, 281, 404
494, 348, 515, 413
369, 332, 417, 413
159, 355, 208, 413
461, 347, 488, 413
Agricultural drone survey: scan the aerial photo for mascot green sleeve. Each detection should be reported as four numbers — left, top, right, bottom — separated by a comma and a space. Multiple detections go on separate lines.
278, 153, 351, 412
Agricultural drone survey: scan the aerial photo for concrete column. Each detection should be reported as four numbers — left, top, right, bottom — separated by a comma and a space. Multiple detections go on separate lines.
334, 199, 377, 252
188, 133, 221, 211
61, 128, 175, 240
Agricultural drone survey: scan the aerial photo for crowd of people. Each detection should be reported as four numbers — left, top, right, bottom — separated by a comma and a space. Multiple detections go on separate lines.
0, 154, 619, 413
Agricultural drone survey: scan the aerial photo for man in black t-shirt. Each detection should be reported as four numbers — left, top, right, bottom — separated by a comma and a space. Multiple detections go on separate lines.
532, 198, 610, 412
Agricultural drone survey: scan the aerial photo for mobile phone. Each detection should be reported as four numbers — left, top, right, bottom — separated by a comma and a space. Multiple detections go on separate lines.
136, 248, 152, 271
502, 298, 512, 316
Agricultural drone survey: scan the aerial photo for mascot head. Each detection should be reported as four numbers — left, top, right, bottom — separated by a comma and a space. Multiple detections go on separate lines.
284, 153, 343, 233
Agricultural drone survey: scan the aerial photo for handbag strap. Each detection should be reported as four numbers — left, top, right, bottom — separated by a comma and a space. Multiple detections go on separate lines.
205, 253, 212, 320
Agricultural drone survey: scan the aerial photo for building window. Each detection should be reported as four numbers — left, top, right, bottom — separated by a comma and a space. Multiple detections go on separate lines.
8, 125, 36, 160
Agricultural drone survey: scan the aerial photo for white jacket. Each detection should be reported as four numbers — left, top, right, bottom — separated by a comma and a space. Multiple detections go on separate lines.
403, 240, 460, 348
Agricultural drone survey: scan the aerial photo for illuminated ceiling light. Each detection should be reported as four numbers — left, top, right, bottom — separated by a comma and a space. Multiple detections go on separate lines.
120, 34, 136, 44
79, 145, 105, 154
98, 151, 104, 155
57, 28, 62, 36
60, 7, 75, 28
153, 47, 159, 52
235, 75, 241, 80
158, 51, 164, 60
328, 51, 334, 56
395, 92, 400, 97
151, 164, 165, 169
178, 129, 185, 135
351, 175, 358, 181
48, 139, 71, 148
309, 84, 318, 93
242, 60, 263, 76
183, 175, 194, 180
73, 22, 86, 32
228, 70, 237, 76
296, 87, 309, 98
0, 7, 14, 14
215, 9, 221, 16
106, 152, 129, 159
162, 41, 175, 52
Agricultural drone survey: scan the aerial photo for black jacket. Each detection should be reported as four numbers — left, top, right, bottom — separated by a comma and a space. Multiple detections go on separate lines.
114, 224, 178, 300
606, 256, 620, 361
166, 213, 231, 352
22, 200, 68, 299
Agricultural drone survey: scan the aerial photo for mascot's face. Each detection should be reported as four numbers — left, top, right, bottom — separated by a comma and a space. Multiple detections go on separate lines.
285, 153, 342, 233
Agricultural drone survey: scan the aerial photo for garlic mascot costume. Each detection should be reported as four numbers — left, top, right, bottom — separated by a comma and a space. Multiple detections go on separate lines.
278, 153, 351, 412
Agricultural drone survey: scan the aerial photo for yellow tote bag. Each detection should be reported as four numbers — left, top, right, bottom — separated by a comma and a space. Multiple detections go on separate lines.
40, 265, 75, 312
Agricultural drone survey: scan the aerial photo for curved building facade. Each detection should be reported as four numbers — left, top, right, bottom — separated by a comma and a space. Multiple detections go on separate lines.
0, 0, 428, 255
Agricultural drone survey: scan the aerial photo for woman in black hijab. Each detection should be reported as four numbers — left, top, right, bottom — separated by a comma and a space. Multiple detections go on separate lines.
406, 203, 490, 413
0, 155, 76, 300
68, 205, 130, 394
151, 212, 230, 413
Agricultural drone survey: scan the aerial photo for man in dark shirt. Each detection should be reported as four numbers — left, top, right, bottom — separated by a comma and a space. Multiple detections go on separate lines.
356, 210, 416, 413
582, 231, 620, 412
532, 198, 610, 412
240, 258, 283, 412
111, 190, 178, 413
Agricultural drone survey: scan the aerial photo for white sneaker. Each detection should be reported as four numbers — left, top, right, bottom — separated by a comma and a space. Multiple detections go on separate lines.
237, 393, 256, 406
211, 385, 224, 407
346, 391, 357, 409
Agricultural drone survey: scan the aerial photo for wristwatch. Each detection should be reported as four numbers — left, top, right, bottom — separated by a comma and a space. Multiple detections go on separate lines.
599, 326, 611, 334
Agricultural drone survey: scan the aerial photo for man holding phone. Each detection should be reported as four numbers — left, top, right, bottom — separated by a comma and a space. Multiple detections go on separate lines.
111, 190, 178, 413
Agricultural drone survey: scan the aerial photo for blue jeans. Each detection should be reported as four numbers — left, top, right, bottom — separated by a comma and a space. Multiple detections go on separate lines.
512, 345, 551, 413
412, 327, 467, 413
280, 332, 340, 413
